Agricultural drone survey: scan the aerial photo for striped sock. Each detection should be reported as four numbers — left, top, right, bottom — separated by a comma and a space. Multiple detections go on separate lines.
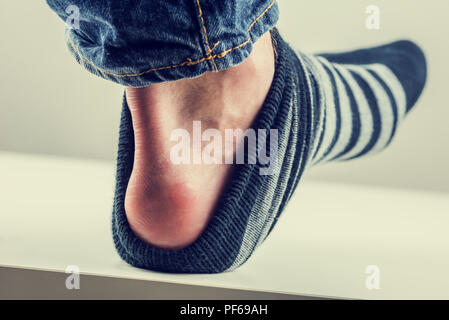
112, 29, 427, 273
303, 40, 426, 166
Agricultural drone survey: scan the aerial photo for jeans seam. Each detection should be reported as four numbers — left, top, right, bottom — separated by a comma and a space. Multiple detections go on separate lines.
195, 0, 219, 72
66, 0, 276, 78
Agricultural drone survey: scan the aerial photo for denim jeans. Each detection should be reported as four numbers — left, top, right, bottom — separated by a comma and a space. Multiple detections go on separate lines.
46, 0, 279, 87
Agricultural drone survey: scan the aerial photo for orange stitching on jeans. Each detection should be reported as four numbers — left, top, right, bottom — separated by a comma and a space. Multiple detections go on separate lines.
215, 39, 251, 59
67, 0, 276, 78
248, 0, 276, 32
208, 40, 220, 55
195, 0, 218, 71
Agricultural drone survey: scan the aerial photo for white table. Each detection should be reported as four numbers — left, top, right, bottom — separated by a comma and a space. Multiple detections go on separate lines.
1, 151, 448, 299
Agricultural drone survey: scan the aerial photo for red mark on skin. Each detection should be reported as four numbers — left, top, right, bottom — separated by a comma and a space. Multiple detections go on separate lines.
168, 182, 196, 210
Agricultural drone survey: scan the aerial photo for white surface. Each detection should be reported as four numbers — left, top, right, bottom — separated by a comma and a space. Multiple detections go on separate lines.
1, 151, 449, 299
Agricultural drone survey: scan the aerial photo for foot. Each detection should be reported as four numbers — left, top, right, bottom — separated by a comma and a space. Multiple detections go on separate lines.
124, 32, 275, 249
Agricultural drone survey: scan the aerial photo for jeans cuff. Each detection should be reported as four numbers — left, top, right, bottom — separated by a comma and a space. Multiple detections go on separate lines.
64, 0, 279, 87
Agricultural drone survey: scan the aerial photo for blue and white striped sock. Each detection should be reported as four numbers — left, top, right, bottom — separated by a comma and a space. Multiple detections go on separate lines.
112, 29, 427, 273
303, 40, 426, 166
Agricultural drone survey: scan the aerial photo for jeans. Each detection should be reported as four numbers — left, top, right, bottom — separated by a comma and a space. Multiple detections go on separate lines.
46, 0, 279, 87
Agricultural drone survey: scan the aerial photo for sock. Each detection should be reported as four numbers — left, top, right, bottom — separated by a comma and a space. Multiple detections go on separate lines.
303, 40, 427, 166
112, 29, 427, 273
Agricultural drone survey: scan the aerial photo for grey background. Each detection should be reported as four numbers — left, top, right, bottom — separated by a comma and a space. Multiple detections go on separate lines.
1, 0, 448, 192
